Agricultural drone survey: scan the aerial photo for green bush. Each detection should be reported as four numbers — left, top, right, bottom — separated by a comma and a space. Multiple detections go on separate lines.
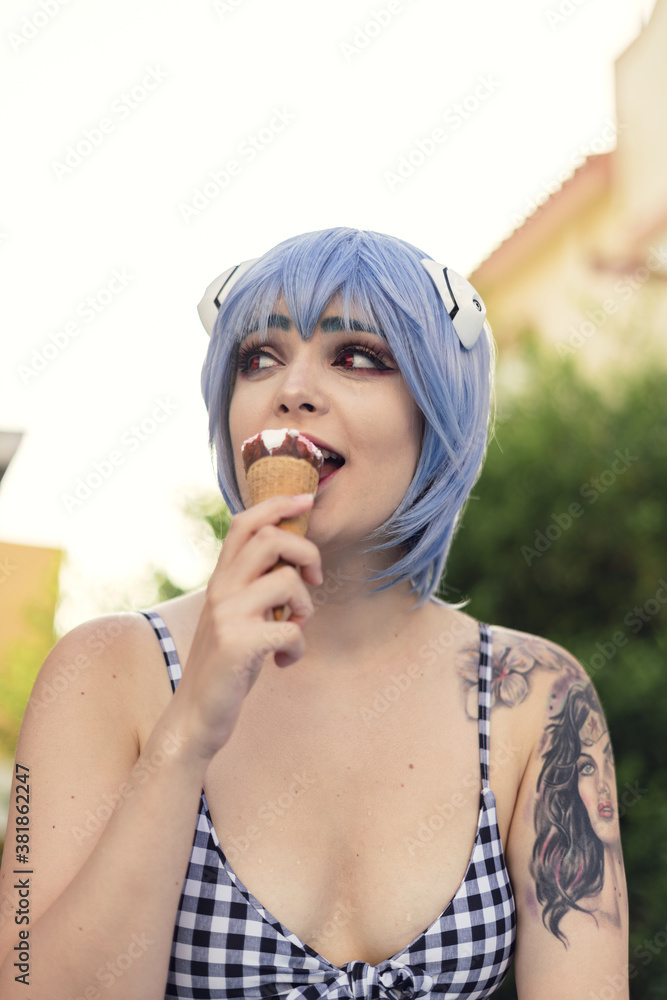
444, 339, 667, 998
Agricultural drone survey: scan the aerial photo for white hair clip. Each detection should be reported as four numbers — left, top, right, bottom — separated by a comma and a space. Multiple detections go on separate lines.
420, 259, 487, 349
197, 257, 260, 336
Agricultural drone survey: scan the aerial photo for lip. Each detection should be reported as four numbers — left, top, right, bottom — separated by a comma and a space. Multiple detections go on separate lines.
298, 432, 345, 462
298, 432, 345, 490
598, 802, 614, 819
316, 463, 344, 493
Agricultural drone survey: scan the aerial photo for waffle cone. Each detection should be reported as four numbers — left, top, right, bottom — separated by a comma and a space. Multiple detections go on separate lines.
245, 455, 319, 621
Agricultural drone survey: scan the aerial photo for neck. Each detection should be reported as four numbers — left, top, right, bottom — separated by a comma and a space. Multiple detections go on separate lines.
295, 546, 436, 673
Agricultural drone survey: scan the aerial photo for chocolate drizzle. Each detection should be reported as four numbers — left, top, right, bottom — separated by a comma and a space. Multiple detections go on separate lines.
242, 431, 323, 473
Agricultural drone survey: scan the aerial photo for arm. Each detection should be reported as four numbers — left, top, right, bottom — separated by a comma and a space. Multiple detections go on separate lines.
0, 493, 322, 999
506, 655, 629, 1000
0, 616, 211, 999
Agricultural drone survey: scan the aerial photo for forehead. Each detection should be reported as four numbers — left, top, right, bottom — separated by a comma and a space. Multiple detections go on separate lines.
578, 710, 608, 747
247, 293, 385, 338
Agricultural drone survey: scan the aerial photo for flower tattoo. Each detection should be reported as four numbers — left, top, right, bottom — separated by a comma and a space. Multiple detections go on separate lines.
458, 635, 573, 719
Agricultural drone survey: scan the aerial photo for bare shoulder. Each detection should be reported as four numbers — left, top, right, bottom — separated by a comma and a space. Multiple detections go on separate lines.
23, 607, 189, 765
32, 610, 166, 704
37, 587, 205, 700
454, 619, 588, 726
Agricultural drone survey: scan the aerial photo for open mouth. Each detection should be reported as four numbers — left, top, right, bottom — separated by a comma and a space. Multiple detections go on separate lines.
318, 448, 345, 481
598, 803, 614, 820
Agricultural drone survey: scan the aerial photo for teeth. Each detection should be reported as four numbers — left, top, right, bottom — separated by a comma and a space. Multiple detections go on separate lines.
320, 448, 340, 461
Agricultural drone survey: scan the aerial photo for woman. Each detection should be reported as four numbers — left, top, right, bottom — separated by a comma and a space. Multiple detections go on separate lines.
0, 227, 628, 998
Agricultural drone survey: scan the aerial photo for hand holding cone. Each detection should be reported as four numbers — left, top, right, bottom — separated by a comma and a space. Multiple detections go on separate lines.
242, 429, 323, 621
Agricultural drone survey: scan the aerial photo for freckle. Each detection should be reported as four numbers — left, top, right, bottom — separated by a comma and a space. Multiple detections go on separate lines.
112, 674, 117, 679
80, 692, 85, 695
71, 795, 75, 799
409, 764, 414, 769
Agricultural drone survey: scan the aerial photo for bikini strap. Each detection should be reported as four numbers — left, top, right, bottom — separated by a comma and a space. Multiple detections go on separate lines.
477, 621, 492, 790
139, 609, 183, 693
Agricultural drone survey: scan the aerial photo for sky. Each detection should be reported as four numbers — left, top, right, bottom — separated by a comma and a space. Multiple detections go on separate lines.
0, 0, 657, 635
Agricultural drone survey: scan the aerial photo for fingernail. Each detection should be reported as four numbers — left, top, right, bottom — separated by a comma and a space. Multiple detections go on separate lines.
293, 493, 313, 502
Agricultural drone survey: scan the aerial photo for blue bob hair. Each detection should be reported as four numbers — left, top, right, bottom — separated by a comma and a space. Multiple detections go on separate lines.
201, 226, 495, 606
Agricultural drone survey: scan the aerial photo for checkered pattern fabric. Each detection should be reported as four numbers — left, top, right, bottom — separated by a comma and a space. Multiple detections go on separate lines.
140, 612, 516, 999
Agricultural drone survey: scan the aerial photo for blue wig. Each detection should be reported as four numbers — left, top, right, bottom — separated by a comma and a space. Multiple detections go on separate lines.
201, 226, 495, 605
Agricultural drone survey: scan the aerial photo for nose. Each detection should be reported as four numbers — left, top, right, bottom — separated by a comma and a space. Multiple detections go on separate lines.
599, 760, 615, 798
273, 347, 330, 417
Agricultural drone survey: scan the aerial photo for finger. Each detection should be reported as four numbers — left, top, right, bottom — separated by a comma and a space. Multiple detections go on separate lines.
227, 619, 307, 687
225, 525, 323, 590
217, 494, 314, 567
255, 565, 315, 630
224, 565, 315, 631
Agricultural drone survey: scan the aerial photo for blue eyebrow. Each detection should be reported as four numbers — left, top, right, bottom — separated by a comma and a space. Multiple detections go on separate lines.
243, 314, 383, 336
243, 314, 292, 335
320, 316, 382, 336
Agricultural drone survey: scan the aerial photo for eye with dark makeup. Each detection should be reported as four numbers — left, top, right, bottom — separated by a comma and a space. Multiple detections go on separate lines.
235, 339, 396, 375
577, 757, 596, 777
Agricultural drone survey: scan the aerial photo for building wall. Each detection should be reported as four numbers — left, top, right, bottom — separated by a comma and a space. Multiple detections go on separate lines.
0, 540, 61, 757
614, 0, 667, 234
469, 0, 667, 380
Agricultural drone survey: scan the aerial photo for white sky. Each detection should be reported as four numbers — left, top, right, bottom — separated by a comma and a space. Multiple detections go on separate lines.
0, 0, 656, 635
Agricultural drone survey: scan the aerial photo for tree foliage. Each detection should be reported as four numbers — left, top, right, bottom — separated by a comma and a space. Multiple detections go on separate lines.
444, 339, 667, 999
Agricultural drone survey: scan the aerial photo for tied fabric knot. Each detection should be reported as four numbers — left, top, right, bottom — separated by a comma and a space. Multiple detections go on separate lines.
286, 960, 434, 1000
340, 959, 434, 999
377, 960, 434, 999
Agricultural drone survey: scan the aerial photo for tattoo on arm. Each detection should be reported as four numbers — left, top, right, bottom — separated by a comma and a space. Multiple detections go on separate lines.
457, 634, 576, 719
456, 631, 624, 944
529, 682, 622, 945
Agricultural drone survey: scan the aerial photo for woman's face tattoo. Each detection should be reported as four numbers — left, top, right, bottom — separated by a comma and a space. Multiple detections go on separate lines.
576, 712, 618, 846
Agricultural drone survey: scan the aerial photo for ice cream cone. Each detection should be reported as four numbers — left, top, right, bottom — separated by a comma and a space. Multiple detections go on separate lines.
246, 455, 319, 538
242, 430, 323, 622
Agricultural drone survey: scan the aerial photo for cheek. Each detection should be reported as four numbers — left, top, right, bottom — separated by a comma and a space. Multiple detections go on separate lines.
390, 395, 423, 466
227, 395, 252, 504
578, 775, 598, 815
602, 762, 617, 802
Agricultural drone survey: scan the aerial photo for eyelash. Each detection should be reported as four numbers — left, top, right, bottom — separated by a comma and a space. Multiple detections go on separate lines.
235, 339, 394, 375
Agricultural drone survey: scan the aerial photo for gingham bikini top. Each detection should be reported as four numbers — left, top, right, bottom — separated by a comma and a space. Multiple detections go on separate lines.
140, 612, 516, 999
